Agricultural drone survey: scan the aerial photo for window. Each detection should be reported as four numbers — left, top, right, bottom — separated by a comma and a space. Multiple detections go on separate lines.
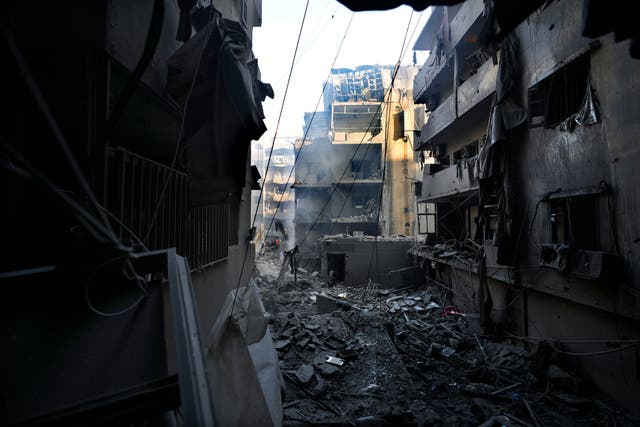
528, 54, 590, 128
452, 140, 479, 164
417, 202, 436, 235
549, 195, 599, 250
350, 159, 372, 179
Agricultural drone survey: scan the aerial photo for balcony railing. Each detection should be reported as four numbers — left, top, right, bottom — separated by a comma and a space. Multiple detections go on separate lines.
105, 146, 229, 269
415, 57, 497, 150
413, 0, 486, 104
421, 157, 478, 202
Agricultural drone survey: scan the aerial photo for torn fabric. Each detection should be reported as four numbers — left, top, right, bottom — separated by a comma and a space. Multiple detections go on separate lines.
335, 0, 464, 12
206, 280, 284, 427
167, 12, 269, 205
559, 79, 600, 132
477, 34, 526, 265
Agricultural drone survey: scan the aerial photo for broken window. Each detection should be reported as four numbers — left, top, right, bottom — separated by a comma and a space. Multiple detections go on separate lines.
350, 159, 372, 179
549, 195, 599, 251
417, 202, 436, 235
528, 53, 590, 128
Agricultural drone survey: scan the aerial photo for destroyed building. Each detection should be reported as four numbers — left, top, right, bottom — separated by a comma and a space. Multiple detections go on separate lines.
260, 139, 296, 249
294, 65, 425, 266
0, 1, 282, 425
410, 0, 640, 412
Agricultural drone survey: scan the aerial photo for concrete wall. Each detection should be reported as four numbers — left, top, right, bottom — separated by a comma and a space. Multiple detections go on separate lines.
414, 0, 640, 412
320, 237, 414, 287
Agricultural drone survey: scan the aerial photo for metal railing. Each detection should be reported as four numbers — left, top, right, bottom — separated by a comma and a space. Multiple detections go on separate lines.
105, 146, 229, 268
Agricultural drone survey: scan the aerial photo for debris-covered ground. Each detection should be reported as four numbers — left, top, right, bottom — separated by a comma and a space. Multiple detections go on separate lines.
255, 255, 639, 427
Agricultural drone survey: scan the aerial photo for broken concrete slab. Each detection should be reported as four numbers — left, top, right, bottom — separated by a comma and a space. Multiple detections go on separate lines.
316, 293, 353, 314
294, 364, 315, 386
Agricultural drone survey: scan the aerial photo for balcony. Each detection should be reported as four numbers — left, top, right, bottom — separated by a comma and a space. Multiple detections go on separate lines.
460, 58, 499, 117
413, 0, 487, 106
415, 94, 456, 149
414, 57, 497, 151
331, 102, 382, 141
420, 157, 478, 202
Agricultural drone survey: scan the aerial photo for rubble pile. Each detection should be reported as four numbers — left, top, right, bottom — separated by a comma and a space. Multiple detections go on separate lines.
255, 260, 639, 426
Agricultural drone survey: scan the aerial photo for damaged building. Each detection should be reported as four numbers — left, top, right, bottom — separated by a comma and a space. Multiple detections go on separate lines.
258, 139, 296, 250
294, 65, 425, 267
0, 0, 282, 425
410, 0, 640, 412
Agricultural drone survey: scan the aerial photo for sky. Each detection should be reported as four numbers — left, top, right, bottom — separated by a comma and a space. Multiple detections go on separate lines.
253, 0, 432, 144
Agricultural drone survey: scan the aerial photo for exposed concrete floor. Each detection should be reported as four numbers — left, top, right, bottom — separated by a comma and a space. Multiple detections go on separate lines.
255, 254, 639, 426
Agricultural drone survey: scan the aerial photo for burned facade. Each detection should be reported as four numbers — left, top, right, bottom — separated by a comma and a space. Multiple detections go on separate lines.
294, 65, 424, 266
1, 1, 281, 425
260, 139, 296, 249
411, 0, 640, 411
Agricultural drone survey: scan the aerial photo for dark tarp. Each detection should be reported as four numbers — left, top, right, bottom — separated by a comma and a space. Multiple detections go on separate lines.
176, 0, 196, 42
336, 0, 548, 42
559, 78, 600, 132
335, 0, 464, 11
167, 11, 270, 206
478, 34, 526, 180
477, 34, 526, 266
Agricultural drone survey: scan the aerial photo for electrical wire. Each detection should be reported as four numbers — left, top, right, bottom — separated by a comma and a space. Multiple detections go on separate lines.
505, 332, 638, 357
98, 205, 150, 251
0, 137, 122, 247
142, 6, 217, 245
261, 12, 355, 250
367, 11, 419, 282
299, 13, 415, 256
84, 256, 149, 318
231, 0, 311, 317
0, 22, 120, 248
249, 0, 311, 239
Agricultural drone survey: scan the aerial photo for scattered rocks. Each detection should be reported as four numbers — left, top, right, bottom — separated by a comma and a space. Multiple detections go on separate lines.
255, 257, 640, 427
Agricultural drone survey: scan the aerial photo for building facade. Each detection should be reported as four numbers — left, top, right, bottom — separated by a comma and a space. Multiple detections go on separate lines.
411, 0, 640, 411
294, 65, 424, 267
1, 0, 273, 424
260, 139, 296, 249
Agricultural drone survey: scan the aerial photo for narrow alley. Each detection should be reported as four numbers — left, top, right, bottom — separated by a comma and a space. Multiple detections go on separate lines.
255, 251, 638, 426
1, 0, 640, 426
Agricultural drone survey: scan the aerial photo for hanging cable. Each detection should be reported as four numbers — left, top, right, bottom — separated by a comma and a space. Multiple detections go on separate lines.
142, 6, 217, 245
261, 12, 355, 250
0, 22, 120, 247
84, 256, 149, 318
0, 136, 123, 248
231, 0, 311, 317
103, 0, 165, 142
367, 12, 415, 282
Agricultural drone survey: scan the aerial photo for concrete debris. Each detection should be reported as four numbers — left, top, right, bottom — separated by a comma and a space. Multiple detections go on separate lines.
294, 364, 315, 386
255, 258, 640, 426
